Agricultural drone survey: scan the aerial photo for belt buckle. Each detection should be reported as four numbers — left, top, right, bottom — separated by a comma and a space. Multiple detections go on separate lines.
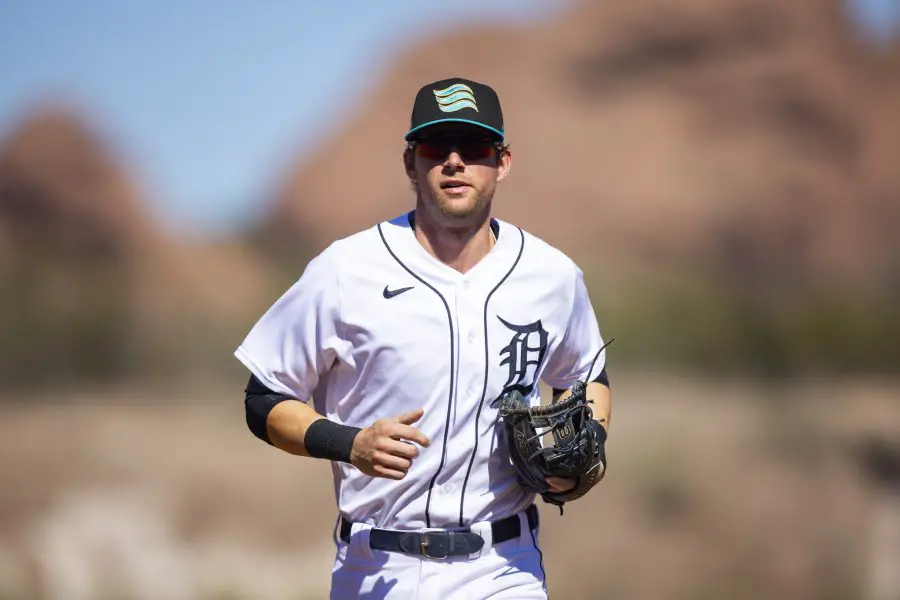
419, 532, 449, 560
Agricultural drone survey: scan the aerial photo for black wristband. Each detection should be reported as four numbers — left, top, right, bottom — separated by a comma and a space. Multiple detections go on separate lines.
304, 419, 362, 464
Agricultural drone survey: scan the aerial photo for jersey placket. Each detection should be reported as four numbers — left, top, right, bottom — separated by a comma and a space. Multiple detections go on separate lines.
436, 276, 488, 527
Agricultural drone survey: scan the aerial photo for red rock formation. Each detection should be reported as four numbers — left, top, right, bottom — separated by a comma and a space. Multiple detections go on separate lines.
0, 107, 271, 383
0, 106, 159, 267
266, 0, 900, 293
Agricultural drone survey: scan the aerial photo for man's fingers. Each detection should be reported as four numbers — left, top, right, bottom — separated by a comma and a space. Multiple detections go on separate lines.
546, 476, 577, 493
395, 408, 424, 425
374, 451, 412, 472
373, 464, 406, 480
382, 439, 420, 459
390, 423, 430, 447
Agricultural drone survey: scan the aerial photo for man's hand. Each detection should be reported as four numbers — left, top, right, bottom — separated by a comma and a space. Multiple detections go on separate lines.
545, 476, 577, 494
544, 381, 611, 497
350, 408, 430, 480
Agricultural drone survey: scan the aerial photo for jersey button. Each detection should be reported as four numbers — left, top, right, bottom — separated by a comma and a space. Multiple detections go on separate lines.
467, 331, 476, 343
443, 484, 455, 495
461, 280, 470, 290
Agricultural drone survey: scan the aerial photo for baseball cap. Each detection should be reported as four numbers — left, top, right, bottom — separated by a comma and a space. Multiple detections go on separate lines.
404, 78, 504, 141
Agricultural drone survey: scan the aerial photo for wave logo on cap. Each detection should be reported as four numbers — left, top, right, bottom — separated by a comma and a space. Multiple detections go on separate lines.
433, 83, 478, 113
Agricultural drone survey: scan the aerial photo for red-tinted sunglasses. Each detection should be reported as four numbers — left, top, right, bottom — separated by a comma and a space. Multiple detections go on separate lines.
410, 135, 503, 162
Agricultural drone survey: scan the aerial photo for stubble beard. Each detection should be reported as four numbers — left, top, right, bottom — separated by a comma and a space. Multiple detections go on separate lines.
426, 183, 494, 225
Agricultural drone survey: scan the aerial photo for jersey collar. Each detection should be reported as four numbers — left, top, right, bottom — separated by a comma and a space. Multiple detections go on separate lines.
379, 211, 521, 287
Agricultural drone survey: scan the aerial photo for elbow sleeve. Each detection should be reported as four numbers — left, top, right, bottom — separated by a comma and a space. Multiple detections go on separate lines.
244, 374, 294, 445
593, 367, 610, 388
552, 367, 610, 397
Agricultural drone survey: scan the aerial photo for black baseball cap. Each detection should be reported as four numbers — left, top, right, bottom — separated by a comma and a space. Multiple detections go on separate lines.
404, 78, 504, 141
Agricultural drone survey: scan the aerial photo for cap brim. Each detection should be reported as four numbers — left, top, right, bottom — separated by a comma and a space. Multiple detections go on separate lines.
405, 118, 504, 141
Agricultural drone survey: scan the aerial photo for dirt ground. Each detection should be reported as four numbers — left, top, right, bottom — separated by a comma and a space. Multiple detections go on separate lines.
0, 372, 898, 600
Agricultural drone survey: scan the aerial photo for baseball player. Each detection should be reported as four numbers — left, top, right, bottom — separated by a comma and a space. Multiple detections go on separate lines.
235, 78, 612, 599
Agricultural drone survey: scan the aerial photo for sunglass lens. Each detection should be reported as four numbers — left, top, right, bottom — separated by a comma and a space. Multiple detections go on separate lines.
415, 141, 448, 161
415, 138, 495, 161
457, 140, 495, 160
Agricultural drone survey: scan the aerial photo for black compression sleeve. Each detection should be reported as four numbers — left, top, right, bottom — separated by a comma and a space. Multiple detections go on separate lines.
593, 367, 610, 388
244, 374, 294, 445
552, 367, 610, 397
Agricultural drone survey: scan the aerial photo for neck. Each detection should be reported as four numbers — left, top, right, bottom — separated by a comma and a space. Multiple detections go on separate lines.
412, 206, 495, 274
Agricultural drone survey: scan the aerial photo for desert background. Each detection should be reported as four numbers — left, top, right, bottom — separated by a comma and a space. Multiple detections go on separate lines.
1, 1, 899, 599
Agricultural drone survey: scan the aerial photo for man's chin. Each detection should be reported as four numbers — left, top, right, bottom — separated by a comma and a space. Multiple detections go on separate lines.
434, 191, 485, 219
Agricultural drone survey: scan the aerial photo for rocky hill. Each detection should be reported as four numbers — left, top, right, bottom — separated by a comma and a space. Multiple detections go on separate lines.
0, 108, 270, 384
1, 0, 897, 383
265, 0, 900, 296
0, 108, 159, 266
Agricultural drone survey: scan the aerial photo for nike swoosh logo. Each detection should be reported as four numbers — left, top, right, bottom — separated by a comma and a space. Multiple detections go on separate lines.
383, 285, 414, 299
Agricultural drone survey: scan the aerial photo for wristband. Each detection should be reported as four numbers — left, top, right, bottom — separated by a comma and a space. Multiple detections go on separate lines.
304, 419, 362, 464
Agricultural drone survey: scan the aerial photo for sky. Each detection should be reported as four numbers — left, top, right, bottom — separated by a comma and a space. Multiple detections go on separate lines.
848, 0, 900, 43
0, 1, 566, 235
0, 0, 896, 236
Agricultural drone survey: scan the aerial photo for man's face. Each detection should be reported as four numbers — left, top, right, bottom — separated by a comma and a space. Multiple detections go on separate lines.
404, 125, 512, 225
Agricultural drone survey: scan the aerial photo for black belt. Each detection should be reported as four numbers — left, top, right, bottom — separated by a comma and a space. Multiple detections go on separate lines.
339, 504, 538, 559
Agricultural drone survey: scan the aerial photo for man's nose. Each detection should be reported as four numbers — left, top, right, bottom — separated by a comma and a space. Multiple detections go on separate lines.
443, 150, 465, 169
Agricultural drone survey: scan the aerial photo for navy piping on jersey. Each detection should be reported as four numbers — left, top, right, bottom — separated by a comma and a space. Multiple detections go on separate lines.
331, 512, 342, 549
529, 521, 548, 592
377, 221, 456, 529
457, 225, 524, 526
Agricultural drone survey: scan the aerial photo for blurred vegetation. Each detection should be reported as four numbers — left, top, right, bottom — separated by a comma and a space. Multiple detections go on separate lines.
2, 249, 898, 389
595, 272, 900, 378
0, 255, 132, 385
0, 256, 275, 390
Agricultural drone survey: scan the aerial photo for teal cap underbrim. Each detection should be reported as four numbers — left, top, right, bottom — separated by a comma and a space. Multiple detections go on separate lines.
405, 118, 504, 141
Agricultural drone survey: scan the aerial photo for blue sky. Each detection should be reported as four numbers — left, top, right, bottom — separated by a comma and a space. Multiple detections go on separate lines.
0, 0, 895, 235
0, 1, 565, 234
848, 0, 900, 42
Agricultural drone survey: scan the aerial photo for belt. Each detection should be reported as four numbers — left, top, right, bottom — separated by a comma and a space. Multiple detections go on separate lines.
339, 504, 539, 559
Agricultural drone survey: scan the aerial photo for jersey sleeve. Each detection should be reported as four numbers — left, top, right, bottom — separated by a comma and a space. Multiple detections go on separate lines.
233, 247, 345, 402
541, 265, 607, 390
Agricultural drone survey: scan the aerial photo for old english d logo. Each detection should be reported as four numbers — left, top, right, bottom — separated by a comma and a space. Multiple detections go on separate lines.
497, 316, 548, 396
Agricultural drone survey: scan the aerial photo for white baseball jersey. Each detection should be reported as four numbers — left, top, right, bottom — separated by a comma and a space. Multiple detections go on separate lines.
235, 212, 607, 531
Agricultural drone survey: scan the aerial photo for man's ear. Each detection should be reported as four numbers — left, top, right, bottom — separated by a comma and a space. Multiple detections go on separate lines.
496, 148, 513, 183
403, 148, 416, 180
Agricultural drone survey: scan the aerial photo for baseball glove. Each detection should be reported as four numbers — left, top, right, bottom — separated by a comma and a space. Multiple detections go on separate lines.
498, 380, 607, 514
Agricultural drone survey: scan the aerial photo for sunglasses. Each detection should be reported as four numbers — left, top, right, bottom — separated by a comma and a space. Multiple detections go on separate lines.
410, 135, 503, 162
